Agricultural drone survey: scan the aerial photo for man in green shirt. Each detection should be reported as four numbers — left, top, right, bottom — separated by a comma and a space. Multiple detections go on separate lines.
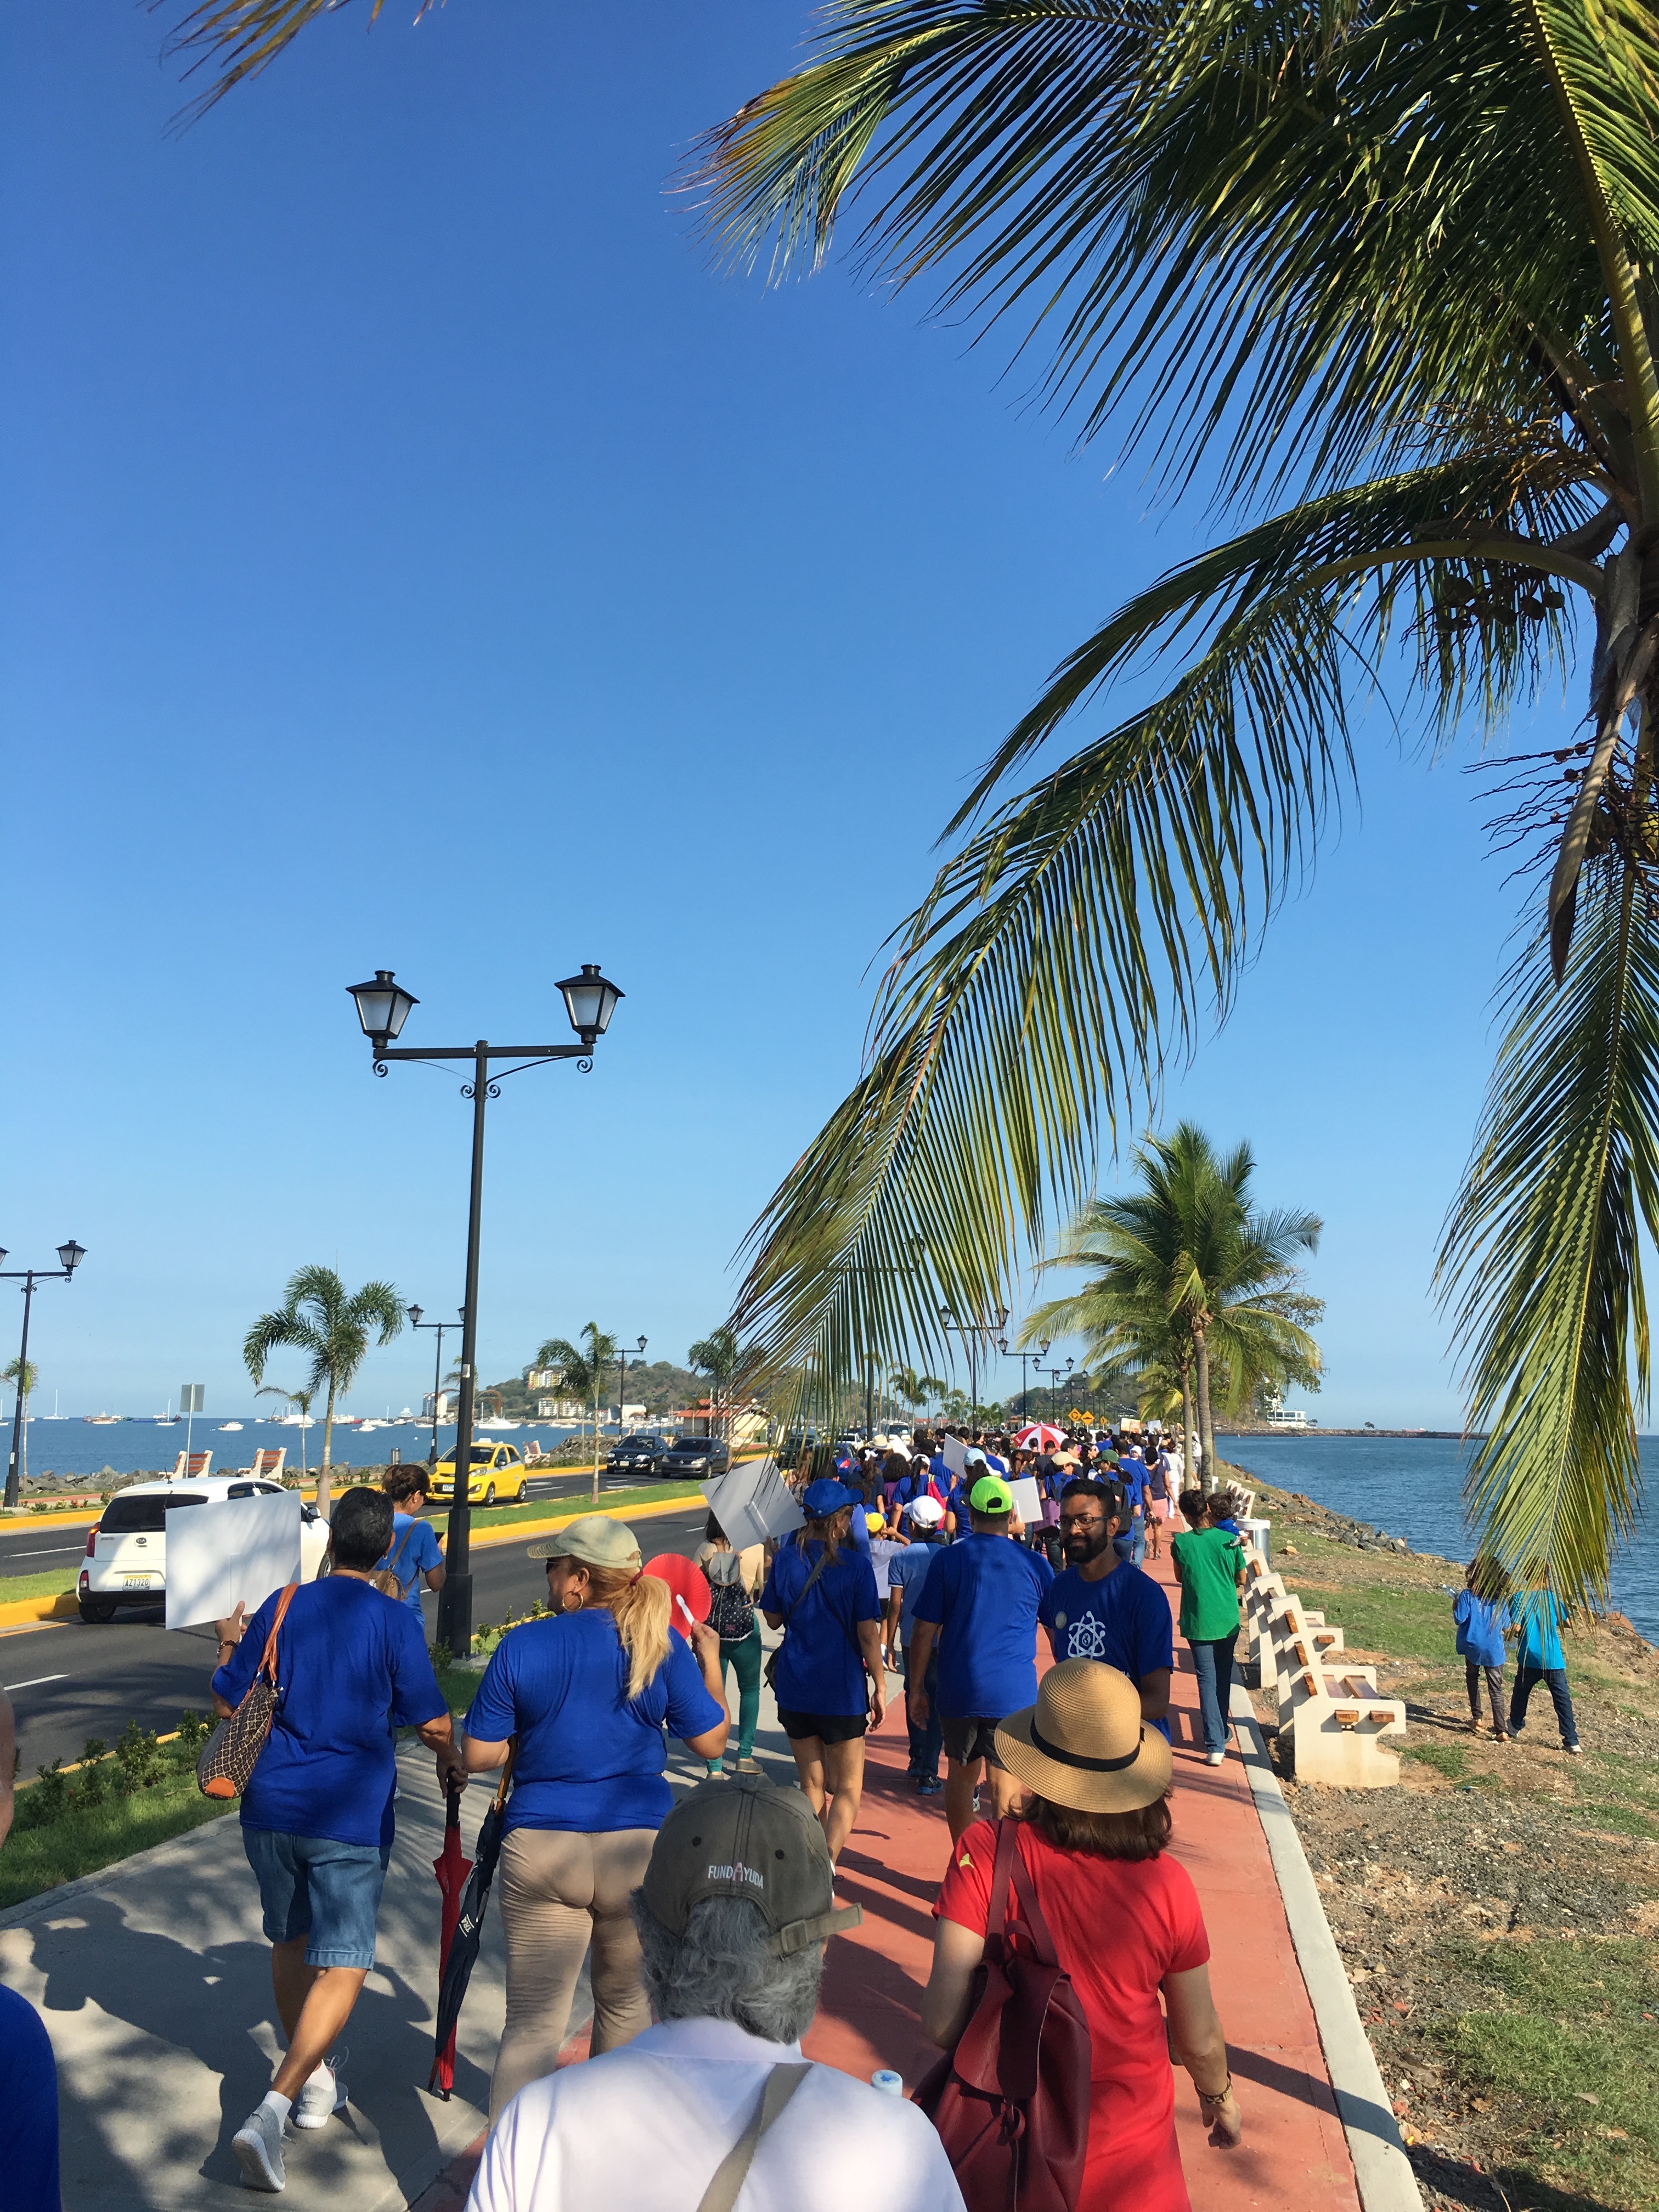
1170, 1492, 1246, 1765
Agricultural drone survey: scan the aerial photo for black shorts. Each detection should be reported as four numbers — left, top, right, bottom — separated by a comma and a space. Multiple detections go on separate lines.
941, 1715, 1007, 1770
776, 1707, 869, 1746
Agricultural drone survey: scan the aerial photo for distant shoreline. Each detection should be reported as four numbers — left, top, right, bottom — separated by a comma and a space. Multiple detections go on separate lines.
1217, 1427, 1476, 1441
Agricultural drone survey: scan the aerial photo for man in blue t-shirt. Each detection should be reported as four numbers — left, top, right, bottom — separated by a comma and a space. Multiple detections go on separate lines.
886, 1497, 949, 1791
1114, 1452, 1149, 1566
909, 1474, 1054, 1841
1039, 1477, 1173, 1741
212, 1486, 464, 2194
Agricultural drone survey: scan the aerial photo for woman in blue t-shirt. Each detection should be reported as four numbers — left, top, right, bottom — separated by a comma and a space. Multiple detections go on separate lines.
375, 1466, 446, 1615
760, 1463, 885, 1863
463, 1515, 728, 2117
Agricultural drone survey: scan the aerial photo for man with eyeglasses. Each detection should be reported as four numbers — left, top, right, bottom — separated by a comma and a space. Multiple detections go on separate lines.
1037, 1478, 1173, 1740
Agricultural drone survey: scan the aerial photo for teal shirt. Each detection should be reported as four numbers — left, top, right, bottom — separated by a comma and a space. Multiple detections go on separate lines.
1169, 1525, 1245, 1641
1515, 1590, 1565, 1671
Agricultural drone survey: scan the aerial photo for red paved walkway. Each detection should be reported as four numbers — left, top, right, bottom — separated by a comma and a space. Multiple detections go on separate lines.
804, 1545, 1362, 2212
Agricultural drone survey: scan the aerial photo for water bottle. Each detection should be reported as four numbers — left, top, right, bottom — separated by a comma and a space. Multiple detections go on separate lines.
870, 2069, 904, 2096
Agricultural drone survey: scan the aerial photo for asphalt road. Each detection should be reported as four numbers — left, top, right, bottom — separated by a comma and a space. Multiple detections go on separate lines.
0, 1497, 711, 1775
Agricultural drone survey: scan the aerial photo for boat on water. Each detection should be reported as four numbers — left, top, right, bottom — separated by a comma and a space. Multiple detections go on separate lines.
218, 1422, 244, 1432
272, 1412, 314, 1427
478, 1418, 520, 1431
85, 1414, 122, 1425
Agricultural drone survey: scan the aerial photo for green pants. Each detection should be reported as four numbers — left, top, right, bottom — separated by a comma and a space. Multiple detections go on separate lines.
720, 1625, 763, 1758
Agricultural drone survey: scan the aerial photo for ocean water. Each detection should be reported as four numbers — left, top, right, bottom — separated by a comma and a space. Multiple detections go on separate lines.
1218, 1432, 1657, 1645
9, 1417, 588, 1481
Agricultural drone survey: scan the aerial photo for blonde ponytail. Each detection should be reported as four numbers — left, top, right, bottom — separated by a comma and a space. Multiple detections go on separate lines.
581, 1562, 673, 1699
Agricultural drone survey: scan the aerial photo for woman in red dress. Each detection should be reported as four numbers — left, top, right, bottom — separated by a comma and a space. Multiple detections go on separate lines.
923, 1658, 1243, 2209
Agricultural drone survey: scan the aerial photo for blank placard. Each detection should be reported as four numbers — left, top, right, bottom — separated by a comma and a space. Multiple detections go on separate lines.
166, 1491, 302, 1629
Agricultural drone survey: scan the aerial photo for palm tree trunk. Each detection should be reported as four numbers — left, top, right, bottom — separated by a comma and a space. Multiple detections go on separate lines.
591, 1391, 600, 1505
1179, 1359, 1195, 1483
318, 1378, 337, 1520
1193, 1327, 1217, 1488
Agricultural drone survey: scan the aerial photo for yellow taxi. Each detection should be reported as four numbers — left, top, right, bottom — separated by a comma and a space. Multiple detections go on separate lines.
429, 1440, 532, 1505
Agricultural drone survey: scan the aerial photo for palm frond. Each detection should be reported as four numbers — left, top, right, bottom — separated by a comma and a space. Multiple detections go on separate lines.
158, 0, 398, 117
1439, 862, 1659, 1604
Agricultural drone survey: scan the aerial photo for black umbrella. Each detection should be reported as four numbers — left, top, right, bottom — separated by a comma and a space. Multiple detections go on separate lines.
428, 1760, 511, 2097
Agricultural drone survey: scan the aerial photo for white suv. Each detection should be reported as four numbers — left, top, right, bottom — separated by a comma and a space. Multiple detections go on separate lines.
77, 1476, 331, 1623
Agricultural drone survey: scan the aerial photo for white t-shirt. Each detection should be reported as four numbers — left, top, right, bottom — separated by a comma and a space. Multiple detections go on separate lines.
467, 2016, 965, 2212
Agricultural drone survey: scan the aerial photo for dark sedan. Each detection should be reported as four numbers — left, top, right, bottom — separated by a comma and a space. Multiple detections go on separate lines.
607, 1431, 667, 1476
656, 1434, 731, 1480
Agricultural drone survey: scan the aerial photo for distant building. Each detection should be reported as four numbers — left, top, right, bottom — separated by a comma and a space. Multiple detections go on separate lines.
422, 1390, 453, 1422
537, 1396, 585, 1419
1261, 1387, 1316, 1430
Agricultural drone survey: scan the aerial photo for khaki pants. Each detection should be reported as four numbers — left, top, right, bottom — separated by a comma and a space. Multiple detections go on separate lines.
490, 1825, 656, 2118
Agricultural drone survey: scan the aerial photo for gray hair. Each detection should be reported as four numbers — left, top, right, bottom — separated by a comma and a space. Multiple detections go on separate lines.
629, 1893, 823, 2046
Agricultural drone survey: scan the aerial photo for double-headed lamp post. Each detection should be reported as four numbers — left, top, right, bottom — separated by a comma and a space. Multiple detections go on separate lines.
407, 1304, 464, 1467
938, 1306, 1009, 1426
2, 1242, 87, 1509
997, 1335, 1051, 1423
348, 964, 623, 1656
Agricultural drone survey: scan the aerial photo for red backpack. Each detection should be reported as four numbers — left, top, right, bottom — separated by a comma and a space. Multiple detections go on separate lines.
913, 1818, 1092, 2210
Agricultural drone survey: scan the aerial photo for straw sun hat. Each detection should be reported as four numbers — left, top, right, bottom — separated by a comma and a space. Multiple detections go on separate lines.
995, 1659, 1173, 1814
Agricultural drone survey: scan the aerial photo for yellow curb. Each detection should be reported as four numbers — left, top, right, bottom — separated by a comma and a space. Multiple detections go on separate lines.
0, 1591, 80, 1627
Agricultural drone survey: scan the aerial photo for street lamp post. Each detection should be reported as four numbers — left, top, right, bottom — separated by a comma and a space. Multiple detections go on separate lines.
997, 1336, 1051, 1423
1042, 1358, 1076, 1422
348, 964, 623, 1657
939, 1307, 1008, 1427
407, 1304, 465, 1467
616, 1335, 647, 1441
1, 1242, 86, 1509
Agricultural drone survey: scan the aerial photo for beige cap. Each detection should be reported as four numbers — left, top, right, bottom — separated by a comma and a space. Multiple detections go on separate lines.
526, 1514, 643, 1570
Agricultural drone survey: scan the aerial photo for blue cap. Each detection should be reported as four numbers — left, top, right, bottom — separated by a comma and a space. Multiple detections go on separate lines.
803, 1476, 861, 1517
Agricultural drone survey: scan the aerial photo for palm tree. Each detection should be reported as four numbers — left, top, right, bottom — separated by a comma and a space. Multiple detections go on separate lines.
687, 1327, 741, 1441
689, 0, 1659, 1607
1028, 1129, 1323, 1474
4, 1360, 38, 1492
255, 1383, 315, 1482
536, 1325, 619, 1503
244, 1266, 403, 1515
888, 1364, 946, 1428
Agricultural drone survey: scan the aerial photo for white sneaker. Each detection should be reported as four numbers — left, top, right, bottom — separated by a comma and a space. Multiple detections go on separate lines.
233, 2103, 287, 2192
292, 2050, 348, 2131
1205, 1750, 1225, 1767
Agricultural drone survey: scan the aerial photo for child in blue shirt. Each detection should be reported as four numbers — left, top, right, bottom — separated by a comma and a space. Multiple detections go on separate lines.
1453, 1561, 1511, 1739
1507, 1582, 1581, 1753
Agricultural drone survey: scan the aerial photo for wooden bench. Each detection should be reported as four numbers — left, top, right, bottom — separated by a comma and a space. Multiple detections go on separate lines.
250, 1447, 286, 1482
170, 1450, 212, 1480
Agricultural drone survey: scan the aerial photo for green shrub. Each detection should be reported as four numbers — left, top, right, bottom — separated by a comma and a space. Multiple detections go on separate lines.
21, 1762, 70, 1827
76, 1741, 110, 1807
174, 1709, 209, 1751
115, 1721, 163, 1792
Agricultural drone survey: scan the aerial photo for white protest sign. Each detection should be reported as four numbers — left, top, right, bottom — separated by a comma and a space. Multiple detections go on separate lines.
701, 1459, 804, 1553
1007, 1476, 1042, 1526
166, 1490, 302, 1629
940, 1435, 968, 1480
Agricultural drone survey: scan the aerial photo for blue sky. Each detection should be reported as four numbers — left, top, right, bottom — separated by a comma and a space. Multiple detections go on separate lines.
0, 1, 1566, 1425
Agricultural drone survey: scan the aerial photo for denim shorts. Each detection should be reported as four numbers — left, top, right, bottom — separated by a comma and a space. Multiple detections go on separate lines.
243, 1828, 392, 1970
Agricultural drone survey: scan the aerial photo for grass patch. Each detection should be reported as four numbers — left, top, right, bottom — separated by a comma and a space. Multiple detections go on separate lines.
2, 1716, 232, 1910
1585, 1750, 1659, 1810
1574, 1801, 1659, 1841
0, 1568, 78, 1604
1293, 1579, 1456, 1662
1434, 1937, 1659, 2206
1401, 1742, 1469, 1779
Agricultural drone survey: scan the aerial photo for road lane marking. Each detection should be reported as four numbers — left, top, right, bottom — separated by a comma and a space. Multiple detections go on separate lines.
2, 1545, 86, 1557
3, 1673, 67, 1691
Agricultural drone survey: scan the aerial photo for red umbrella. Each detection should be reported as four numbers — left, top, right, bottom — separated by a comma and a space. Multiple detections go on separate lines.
1013, 1423, 1066, 1452
428, 1778, 472, 2099
644, 1552, 712, 1639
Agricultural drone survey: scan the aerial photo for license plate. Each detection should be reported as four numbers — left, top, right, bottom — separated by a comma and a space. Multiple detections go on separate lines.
123, 1576, 153, 1588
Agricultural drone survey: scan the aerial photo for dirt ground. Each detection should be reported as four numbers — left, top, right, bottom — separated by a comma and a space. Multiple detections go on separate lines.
1243, 1481, 1659, 2212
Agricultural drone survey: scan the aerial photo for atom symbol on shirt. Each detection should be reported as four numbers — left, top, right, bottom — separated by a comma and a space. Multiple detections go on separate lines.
1063, 1612, 1109, 1661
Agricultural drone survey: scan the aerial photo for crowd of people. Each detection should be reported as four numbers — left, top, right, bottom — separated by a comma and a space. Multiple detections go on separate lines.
4, 1418, 1254, 2212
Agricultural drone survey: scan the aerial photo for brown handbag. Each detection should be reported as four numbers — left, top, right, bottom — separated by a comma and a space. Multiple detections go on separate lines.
913, 1818, 1092, 2211
196, 1583, 300, 1801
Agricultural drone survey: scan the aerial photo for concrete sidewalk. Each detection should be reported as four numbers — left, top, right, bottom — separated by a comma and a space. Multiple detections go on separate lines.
0, 1750, 515, 2210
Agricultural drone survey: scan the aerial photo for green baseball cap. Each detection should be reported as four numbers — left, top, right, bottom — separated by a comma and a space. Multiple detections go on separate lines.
969, 1472, 1014, 1515
526, 1514, 642, 1570
641, 1774, 864, 1956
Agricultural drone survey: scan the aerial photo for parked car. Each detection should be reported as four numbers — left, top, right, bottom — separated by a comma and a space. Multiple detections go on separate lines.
777, 1429, 819, 1468
655, 1435, 731, 1480
607, 1431, 667, 1476
430, 1440, 532, 1506
77, 1476, 329, 1623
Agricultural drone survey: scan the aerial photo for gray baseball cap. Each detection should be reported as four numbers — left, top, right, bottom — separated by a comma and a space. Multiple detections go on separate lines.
641, 1774, 864, 1956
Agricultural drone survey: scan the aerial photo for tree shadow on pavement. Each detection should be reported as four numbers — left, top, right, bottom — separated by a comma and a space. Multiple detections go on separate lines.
27, 1893, 461, 2201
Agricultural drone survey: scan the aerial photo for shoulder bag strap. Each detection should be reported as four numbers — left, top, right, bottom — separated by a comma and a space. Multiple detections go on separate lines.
985, 1815, 1021, 1946
781, 1542, 832, 1630
257, 1582, 300, 1689
695, 2063, 812, 2212
1005, 1829, 1062, 1968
